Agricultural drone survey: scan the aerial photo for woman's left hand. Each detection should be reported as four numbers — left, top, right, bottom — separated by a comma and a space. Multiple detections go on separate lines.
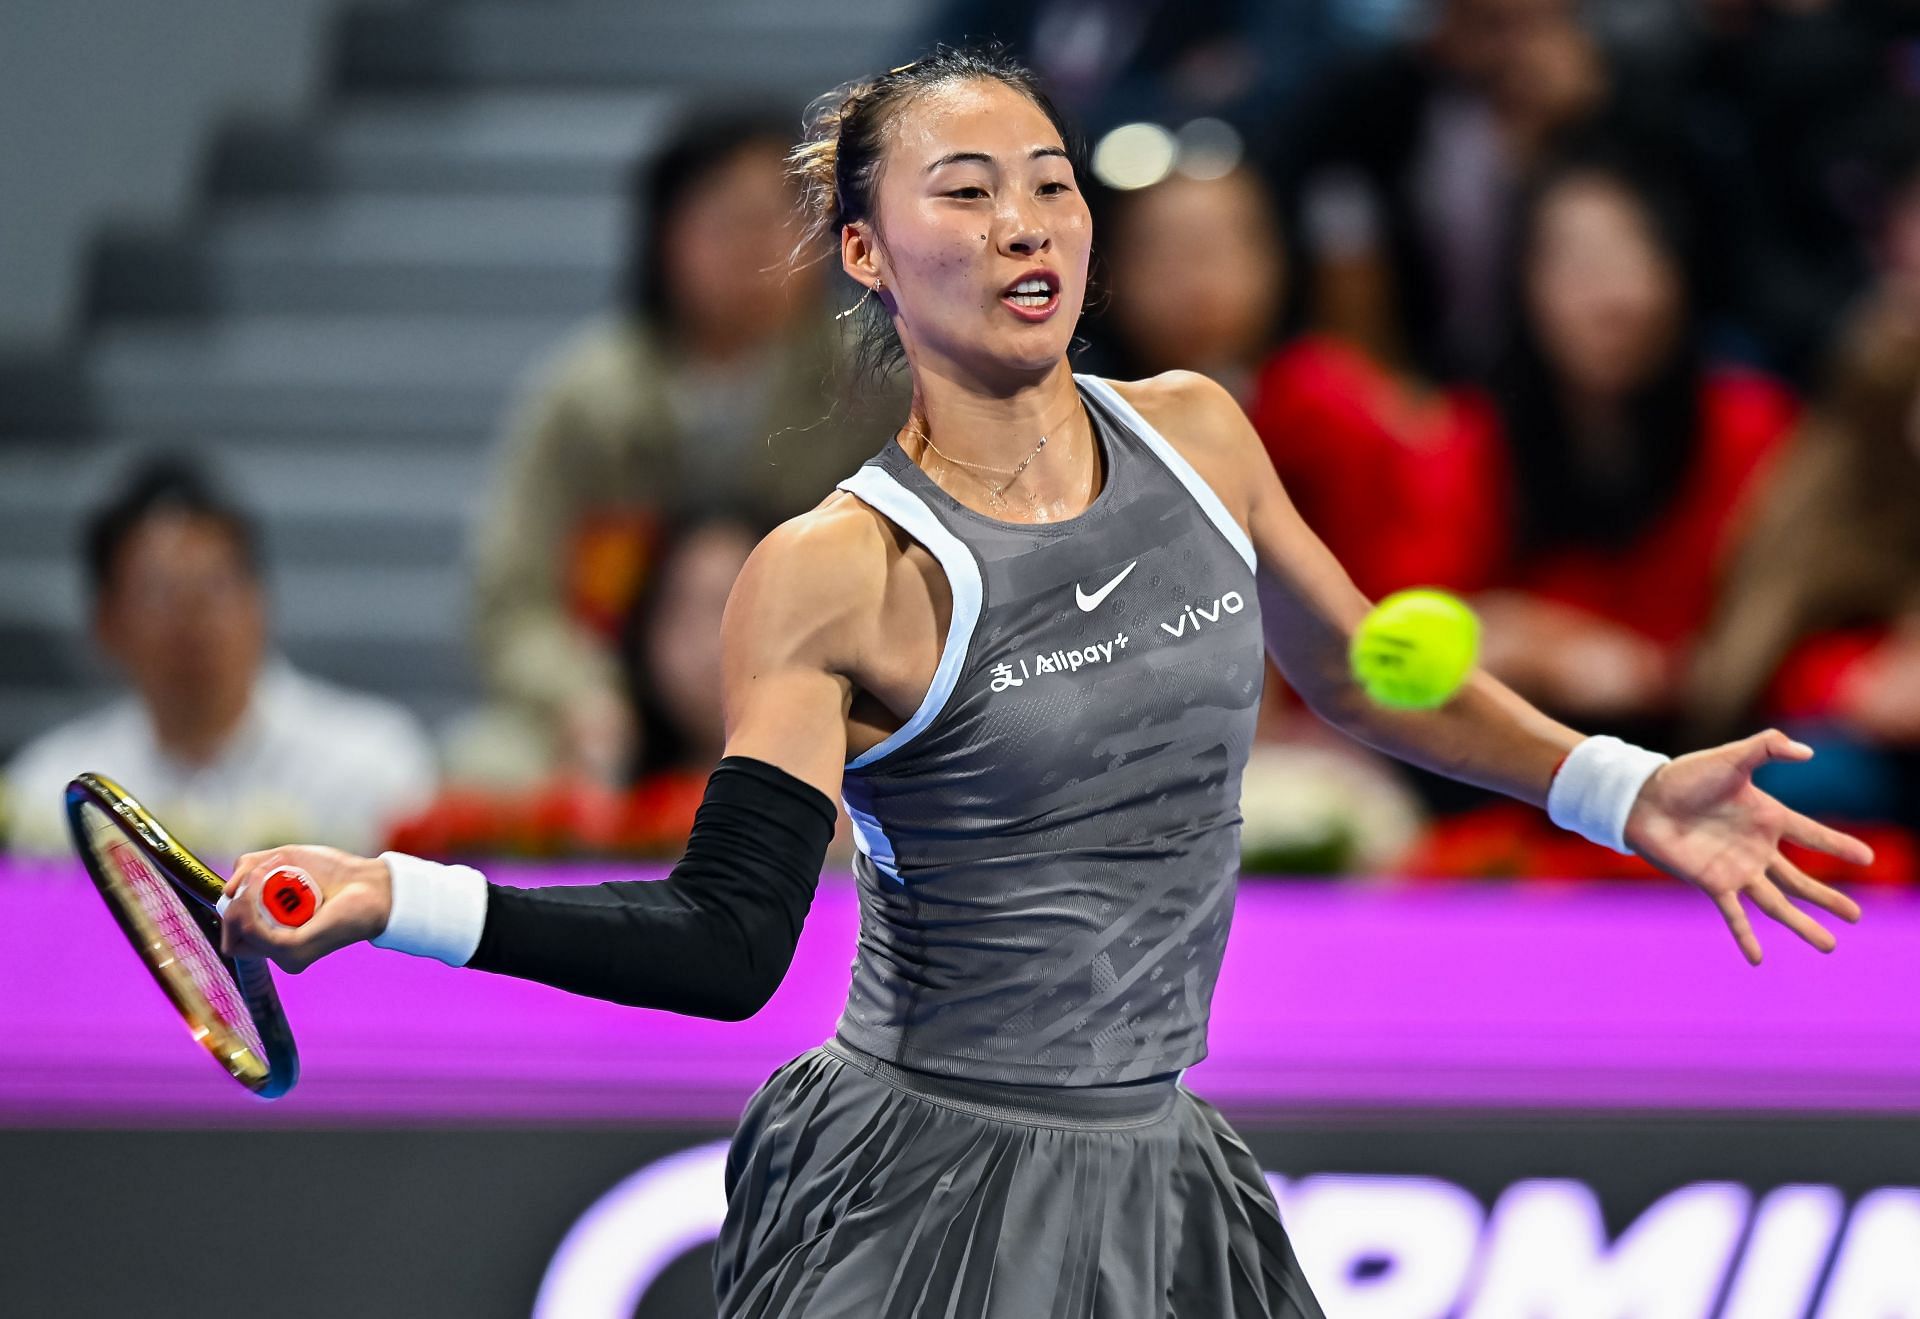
1624, 730, 1871, 965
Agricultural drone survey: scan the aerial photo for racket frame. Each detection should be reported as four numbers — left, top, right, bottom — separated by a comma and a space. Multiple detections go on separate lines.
65, 772, 300, 1098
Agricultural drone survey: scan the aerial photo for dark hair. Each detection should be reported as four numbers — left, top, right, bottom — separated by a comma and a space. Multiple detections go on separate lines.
622, 109, 796, 327
788, 44, 1081, 381
84, 454, 259, 599
618, 507, 766, 781
1494, 148, 1705, 555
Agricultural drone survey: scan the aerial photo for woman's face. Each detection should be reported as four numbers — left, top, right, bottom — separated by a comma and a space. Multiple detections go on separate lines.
1524, 174, 1684, 401
1106, 170, 1284, 376
644, 522, 756, 755
851, 78, 1093, 382
663, 142, 813, 354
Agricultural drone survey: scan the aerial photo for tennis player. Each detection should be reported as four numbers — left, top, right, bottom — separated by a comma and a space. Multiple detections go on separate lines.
221, 48, 1871, 1318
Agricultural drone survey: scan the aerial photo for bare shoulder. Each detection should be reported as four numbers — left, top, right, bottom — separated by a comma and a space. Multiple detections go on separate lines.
1103, 370, 1269, 516
724, 492, 895, 671
721, 485, 950, 783
1109, 369, 1262, 454
1107, 367, 1234, 416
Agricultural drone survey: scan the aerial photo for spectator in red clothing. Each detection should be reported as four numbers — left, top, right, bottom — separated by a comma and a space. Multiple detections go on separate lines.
1686, 158, 1920, 826
1471, 151, 1797, 737
1255, 150, 1798, 743
1250, 336, 1506, 604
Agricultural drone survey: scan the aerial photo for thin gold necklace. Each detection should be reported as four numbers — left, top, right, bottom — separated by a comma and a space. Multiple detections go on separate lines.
900, 399, 1082, 511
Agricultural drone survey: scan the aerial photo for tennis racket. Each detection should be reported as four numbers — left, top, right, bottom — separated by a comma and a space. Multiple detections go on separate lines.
64, 771, 306, 1099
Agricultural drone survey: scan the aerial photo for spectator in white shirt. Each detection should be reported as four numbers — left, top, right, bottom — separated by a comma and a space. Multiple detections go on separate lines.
1, 458, 437, 859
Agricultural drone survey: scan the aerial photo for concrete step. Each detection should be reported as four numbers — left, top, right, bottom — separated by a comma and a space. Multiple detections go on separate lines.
0, 439, 481, 570
212, 89, 675, 197
96, 192, 624, 319
339, 3, 918, 92
86, 313, 574, 437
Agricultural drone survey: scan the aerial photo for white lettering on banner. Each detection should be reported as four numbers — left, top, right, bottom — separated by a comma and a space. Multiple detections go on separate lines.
1816, 1188, 1920, 1318
1459, 1180, 1749, 1319
532, 1141, 730, 1319
539, 1152, 1920, 1318
1280, 1175, 1484, 1318
1719, 1185, 1846, 1319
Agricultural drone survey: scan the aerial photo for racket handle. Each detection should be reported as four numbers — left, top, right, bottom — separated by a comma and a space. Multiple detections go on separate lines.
258, 866, 322, 926
216, 865, 322, 928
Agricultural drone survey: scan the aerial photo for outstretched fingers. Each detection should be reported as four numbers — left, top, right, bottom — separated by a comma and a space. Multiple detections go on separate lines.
1780, 810, 1876, 868
1714, 890, 1763, 966
1746, 875, 1838, 954
1769, 854, 1862, 924
1735, 728, 1814, 774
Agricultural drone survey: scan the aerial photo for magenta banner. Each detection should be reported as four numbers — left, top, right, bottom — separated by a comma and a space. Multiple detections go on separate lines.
4, 861, 1916, 1123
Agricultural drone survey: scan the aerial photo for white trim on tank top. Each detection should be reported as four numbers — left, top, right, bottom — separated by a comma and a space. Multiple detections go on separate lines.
835, 463, 986, 772
841, 791, 903, 885
1073, 374, 1258, 573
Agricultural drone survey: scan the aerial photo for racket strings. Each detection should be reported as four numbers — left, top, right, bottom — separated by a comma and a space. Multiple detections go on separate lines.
111, 839, 265, 1060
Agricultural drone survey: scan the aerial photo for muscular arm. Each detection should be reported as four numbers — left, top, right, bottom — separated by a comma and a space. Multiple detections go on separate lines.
461, 506, 886, 1017
1118, 372, 1581, 808
226, 501, 897, 1014
1115, 372, 1873, 966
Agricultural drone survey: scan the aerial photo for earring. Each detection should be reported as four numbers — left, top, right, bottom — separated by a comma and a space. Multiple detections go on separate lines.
836, 280, 882, 320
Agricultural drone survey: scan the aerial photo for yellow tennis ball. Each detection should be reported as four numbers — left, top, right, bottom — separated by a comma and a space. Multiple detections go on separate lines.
1349, 588, 1481, 711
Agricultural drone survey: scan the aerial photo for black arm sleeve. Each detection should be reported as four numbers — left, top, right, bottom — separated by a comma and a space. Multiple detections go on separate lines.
467, 756, 836, 1021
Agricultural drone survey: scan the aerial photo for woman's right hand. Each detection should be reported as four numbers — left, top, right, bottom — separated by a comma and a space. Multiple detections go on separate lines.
220, 845, 394, 973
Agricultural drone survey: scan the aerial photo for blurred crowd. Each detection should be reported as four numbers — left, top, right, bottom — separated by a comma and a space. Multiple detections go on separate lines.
5, 0, 1918, 882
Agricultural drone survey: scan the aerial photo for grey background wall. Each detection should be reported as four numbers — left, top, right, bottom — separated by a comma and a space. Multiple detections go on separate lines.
0, 0, 386, 354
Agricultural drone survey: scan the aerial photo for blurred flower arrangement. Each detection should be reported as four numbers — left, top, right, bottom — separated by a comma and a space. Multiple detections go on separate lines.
1398, 802, 1916, 886
380, 747, 1911, 886
1237, 742, 1424, 875
384, 772, 707, 862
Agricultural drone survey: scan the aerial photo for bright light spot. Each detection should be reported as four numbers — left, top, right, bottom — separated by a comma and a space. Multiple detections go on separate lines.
1092, 122, 1176, 191
1174, 118, 1244, 181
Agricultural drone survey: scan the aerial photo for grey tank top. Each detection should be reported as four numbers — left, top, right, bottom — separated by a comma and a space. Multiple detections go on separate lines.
834, 375, 1263, 1086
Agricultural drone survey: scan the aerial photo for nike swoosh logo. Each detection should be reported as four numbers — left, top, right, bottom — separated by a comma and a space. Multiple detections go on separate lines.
1076, 560, 1138, 611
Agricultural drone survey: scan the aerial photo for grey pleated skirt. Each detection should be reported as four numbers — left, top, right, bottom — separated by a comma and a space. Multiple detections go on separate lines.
714, 1038, 1326, 1318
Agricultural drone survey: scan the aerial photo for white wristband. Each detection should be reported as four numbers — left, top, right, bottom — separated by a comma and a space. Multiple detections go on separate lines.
372, 852, 489, 967
1546, 735, 1671, 855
